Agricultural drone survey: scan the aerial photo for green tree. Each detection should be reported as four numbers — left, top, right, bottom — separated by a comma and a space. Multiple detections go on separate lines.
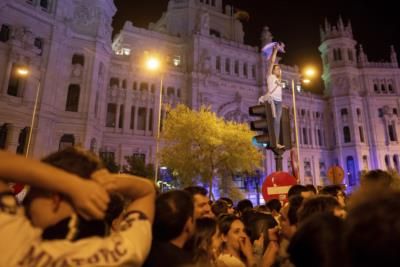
102, 157, 120, 173
123, 155, 155, 179
160, 105, 263, 197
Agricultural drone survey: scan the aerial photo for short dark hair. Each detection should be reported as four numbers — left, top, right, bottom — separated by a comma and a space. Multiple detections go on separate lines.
184, 186, 208, 197
266, 199, 282, 213
219, 197, 234, 207
361, 169, 394, 187
288, 213, 345, 267
305, 184, 317, 194
41, 146, 103, 179
211, 199, 229, 217
237, 199, 253, 214
287, 195, 304, 225
218, 214, 241, 236
345, 191, 400, 267
288, 185, 308, 198
297, 195, 340, 223
319, 185, 342, 198
153, 190, 194, 241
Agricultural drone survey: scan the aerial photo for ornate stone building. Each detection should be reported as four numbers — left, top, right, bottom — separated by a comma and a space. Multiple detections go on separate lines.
1, 0, 399, 193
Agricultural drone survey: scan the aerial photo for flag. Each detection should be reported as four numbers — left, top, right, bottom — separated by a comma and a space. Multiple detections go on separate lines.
262, 42, 286, 60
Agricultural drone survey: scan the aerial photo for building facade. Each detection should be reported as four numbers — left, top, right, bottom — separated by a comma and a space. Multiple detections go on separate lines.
1, 0, 399, 191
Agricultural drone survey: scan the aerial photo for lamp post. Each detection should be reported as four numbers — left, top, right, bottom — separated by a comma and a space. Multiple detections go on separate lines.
16, 67, 41, 158
145, 55, 163, 182
291, 66, 316, 181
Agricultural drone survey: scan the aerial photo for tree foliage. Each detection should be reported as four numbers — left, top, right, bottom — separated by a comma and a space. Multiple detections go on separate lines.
160, 104, 263, 195
123, 155, 155, 179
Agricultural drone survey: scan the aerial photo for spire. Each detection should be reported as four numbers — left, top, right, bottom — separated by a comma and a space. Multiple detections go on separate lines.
338, 15, 344, 31
391, 45, 398, 67
324, 17, 330, 32
261, 26, 273, 47
358, 44, 367, 65
320, 25, 325, 42
347, 19, 353, 35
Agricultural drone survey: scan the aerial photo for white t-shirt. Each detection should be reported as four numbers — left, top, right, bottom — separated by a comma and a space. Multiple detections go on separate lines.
216, 253, 246, 267
267, 74, 283, 102
0, 192, 152, 267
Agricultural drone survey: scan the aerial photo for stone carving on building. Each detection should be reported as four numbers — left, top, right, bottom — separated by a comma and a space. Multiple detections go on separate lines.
218, 92, 249, 123
261, 26, 273, 47
199, 11, 210, 35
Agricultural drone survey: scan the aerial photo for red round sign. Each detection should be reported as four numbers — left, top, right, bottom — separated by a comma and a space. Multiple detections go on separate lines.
262, 171, 297, 202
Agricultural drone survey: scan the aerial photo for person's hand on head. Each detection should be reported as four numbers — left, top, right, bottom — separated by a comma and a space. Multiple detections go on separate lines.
91, 169, 118, 192
239, 235, 254, 260
70, 179, 110, 220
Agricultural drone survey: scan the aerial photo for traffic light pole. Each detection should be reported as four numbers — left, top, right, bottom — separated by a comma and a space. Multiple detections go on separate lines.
271, 147, 285, 171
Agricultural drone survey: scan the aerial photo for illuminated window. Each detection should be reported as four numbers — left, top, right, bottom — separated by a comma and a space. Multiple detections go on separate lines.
172, 55, 181, 67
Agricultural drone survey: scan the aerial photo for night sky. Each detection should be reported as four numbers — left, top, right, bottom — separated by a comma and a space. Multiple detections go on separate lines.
112, 0, 400, 92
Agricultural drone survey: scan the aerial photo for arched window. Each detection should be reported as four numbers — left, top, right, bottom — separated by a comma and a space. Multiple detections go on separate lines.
343, 126, 351, 143
243, 63, 248, 77
374, 84, 379, 93
0, 24, 10, 42
40, 0, 50, 10
388, 84, 394, 93
385, 155, 391, 170
346, 156, 356, 186
72, 54, 85, 66
16, 127, 29, 155
7, 64, 25, 97
216, 56, 221, 71
234, 60, 239, 75
225, 58, 230, 73
167, 87, 175, 96
110, 77, 119, 87
0, 123, 8, 149
137, 107, 147, 130
90, 138, 97, 153
337, 49, 342, 60
388, 122, 397, 141
348, 49, 354, 61
59, 134, 75, 151
119, 105, 124, 129
140, 82, 149, 92
106, 103, 117, 128
359, 127, 365, 143
381, 84, 387, 93
65, 84, 80, 112
394, 155, 400, 173
317, 129, 322, 146
362, 155, 368, 171
122, 79, 127, 89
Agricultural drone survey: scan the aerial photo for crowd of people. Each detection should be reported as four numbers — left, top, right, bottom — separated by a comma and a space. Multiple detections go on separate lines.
1, 147, 400, 267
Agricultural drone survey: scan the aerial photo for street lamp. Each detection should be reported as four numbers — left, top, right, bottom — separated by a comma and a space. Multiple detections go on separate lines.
291, 66, 317, 182
15, 67, 41, 158
144, 54, 163, 182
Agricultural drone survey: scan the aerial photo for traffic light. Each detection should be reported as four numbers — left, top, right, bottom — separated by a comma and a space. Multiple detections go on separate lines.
248, 103, 276, 148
